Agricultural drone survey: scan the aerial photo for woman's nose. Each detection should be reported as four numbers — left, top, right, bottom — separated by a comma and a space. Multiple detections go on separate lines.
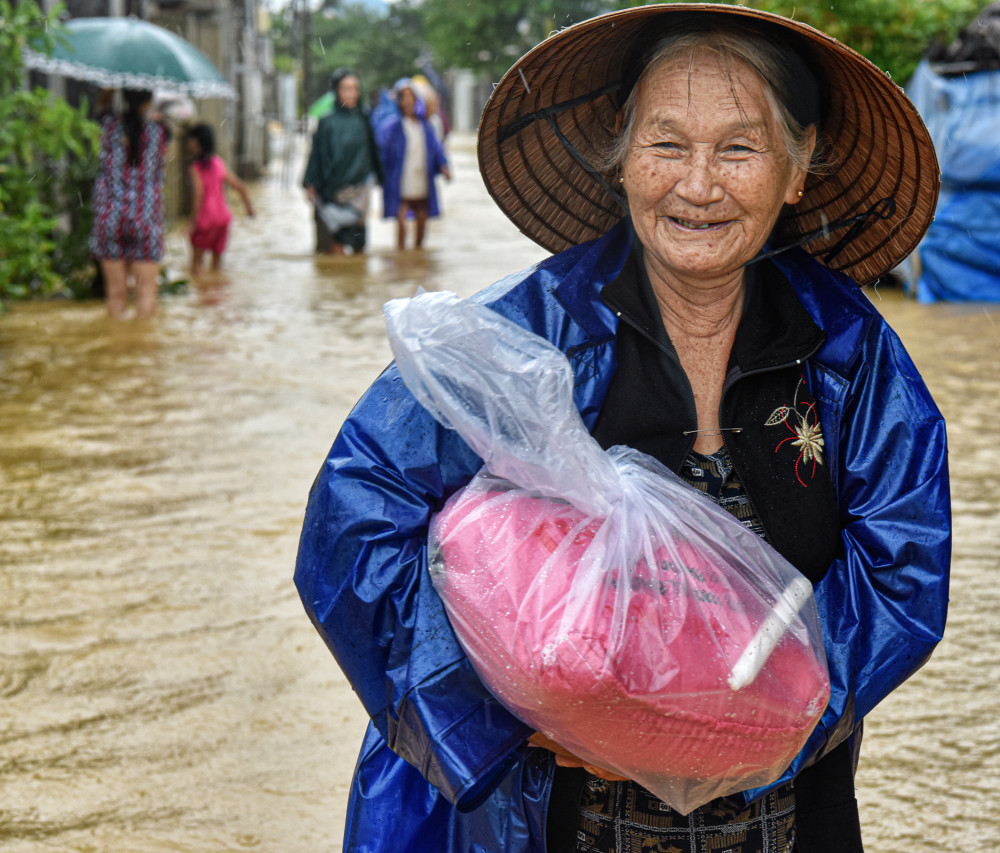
674, 154, 724, 205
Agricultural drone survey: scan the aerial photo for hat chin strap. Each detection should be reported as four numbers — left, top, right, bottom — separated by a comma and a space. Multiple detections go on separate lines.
745, 196, 897, 270
543, 115, 628, 211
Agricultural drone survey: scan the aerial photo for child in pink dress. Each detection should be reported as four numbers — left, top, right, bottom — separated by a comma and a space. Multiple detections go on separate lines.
185, 124, 255, 275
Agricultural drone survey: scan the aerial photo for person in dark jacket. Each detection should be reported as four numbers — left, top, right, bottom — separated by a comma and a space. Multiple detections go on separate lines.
302, 68, 383, 255
295, 5, 950, 852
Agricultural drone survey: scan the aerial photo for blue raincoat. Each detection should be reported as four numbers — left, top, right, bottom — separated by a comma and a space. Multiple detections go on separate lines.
295, 222, 950, 852
905, 59, 1000, 302
377, 114, 449, 219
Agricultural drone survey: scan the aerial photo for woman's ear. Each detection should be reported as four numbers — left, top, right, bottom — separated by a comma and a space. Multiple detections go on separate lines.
785, 124, 818, 205
613, 111, 627, 189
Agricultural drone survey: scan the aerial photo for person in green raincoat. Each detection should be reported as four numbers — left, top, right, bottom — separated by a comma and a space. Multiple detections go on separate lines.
302, 68, 384, 255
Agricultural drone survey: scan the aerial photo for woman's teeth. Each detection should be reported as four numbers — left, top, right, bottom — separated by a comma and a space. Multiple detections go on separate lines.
674, 217, 714, 229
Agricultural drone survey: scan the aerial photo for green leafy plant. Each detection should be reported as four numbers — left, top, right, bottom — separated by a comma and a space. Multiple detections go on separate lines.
744, 0, 984, 83
0, 0, 100, 307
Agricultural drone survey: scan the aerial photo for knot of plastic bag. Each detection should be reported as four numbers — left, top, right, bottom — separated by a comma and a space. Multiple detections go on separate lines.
384, 290, 623, 516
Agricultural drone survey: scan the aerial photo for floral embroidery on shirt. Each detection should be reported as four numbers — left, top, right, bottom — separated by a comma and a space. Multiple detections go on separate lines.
765, 377, 825, 487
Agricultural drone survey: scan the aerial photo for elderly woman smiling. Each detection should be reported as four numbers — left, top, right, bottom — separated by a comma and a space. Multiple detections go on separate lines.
295, 5, 950, 853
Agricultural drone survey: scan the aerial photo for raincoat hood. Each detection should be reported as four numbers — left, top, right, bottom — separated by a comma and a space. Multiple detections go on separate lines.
329, 67, 360, 108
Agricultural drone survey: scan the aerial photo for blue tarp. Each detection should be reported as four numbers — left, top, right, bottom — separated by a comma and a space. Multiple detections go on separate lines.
904, 59, 1000, 301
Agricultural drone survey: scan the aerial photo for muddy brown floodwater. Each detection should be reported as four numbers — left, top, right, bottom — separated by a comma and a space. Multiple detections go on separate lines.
1, 133, 998, 852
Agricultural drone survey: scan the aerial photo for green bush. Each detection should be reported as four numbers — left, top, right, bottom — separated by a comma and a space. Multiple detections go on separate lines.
0, 0, 100, 306
745, 0, 985, 83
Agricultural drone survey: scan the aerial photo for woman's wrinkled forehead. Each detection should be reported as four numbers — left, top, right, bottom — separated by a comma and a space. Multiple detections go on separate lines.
625, 23, 822, 130
633, 48, 782, 137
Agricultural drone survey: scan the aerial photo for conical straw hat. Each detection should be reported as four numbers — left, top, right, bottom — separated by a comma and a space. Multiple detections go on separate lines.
478, 3, 939, 284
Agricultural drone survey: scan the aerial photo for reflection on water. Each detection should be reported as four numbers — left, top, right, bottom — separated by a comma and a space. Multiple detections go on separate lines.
1, 134, 997, 851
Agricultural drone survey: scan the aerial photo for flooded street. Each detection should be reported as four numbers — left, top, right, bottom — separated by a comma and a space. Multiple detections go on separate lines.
1, 132, 998, 851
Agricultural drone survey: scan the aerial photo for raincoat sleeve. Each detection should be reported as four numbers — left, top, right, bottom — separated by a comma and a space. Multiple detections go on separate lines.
430, 126, 449, 176
302, 119, 329, 192
366, 112, 385, 185
294, 364, 533, 809
751, 313, 951, 797
375, 120, 402, 217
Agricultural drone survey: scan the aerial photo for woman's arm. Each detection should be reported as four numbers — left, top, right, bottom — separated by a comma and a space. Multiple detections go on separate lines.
302, 124, 326, 197
748, 319, 951, 799
222, 161, 254, 217
428, 126, 450, 180
294, 364, 532, 807
188, 164, 204, 232
814, 323, 949, 743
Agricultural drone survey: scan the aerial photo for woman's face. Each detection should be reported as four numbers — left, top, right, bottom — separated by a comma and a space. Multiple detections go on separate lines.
398, 87, 417, 117
621, 48, 811, 286
337, 76, 361, 109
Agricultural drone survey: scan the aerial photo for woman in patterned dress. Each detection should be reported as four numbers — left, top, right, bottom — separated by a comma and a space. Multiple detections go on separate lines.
89, 89, 169, 319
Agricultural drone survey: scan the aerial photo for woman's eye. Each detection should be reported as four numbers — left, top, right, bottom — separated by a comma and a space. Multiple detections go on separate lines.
723, 141, 765, 155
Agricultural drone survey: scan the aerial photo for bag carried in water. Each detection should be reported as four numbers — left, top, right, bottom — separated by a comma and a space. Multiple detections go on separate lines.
316, 179, 373, 231
384, 290, 831, 815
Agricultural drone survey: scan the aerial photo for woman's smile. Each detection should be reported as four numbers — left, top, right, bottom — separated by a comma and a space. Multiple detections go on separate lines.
662, 215, 731, 231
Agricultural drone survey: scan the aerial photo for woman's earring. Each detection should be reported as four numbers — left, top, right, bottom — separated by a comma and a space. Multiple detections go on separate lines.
797, 190, 804, 197
619, 177, 625, 184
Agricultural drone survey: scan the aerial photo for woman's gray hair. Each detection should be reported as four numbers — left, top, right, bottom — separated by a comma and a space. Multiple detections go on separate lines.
600, 25, 823, 176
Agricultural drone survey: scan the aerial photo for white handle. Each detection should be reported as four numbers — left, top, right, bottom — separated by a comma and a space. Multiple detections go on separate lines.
728, 576, 814, 691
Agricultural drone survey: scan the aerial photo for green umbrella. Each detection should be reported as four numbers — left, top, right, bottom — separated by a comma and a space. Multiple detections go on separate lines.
308, 91, 335, 119
24, 17, 235, 99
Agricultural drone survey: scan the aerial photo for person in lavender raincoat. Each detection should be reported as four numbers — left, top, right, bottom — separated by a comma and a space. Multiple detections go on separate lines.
377, 78, 451, 250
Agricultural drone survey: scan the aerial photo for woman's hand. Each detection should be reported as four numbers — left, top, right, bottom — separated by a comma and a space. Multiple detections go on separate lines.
527, 732, 631, 781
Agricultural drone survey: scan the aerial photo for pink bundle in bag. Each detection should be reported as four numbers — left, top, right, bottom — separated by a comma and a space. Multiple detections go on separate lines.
429, 477, 829, 810
385, 291, 831, 814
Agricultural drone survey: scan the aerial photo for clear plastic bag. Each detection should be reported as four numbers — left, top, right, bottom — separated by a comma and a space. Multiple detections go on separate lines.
384, 290, 830, 814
